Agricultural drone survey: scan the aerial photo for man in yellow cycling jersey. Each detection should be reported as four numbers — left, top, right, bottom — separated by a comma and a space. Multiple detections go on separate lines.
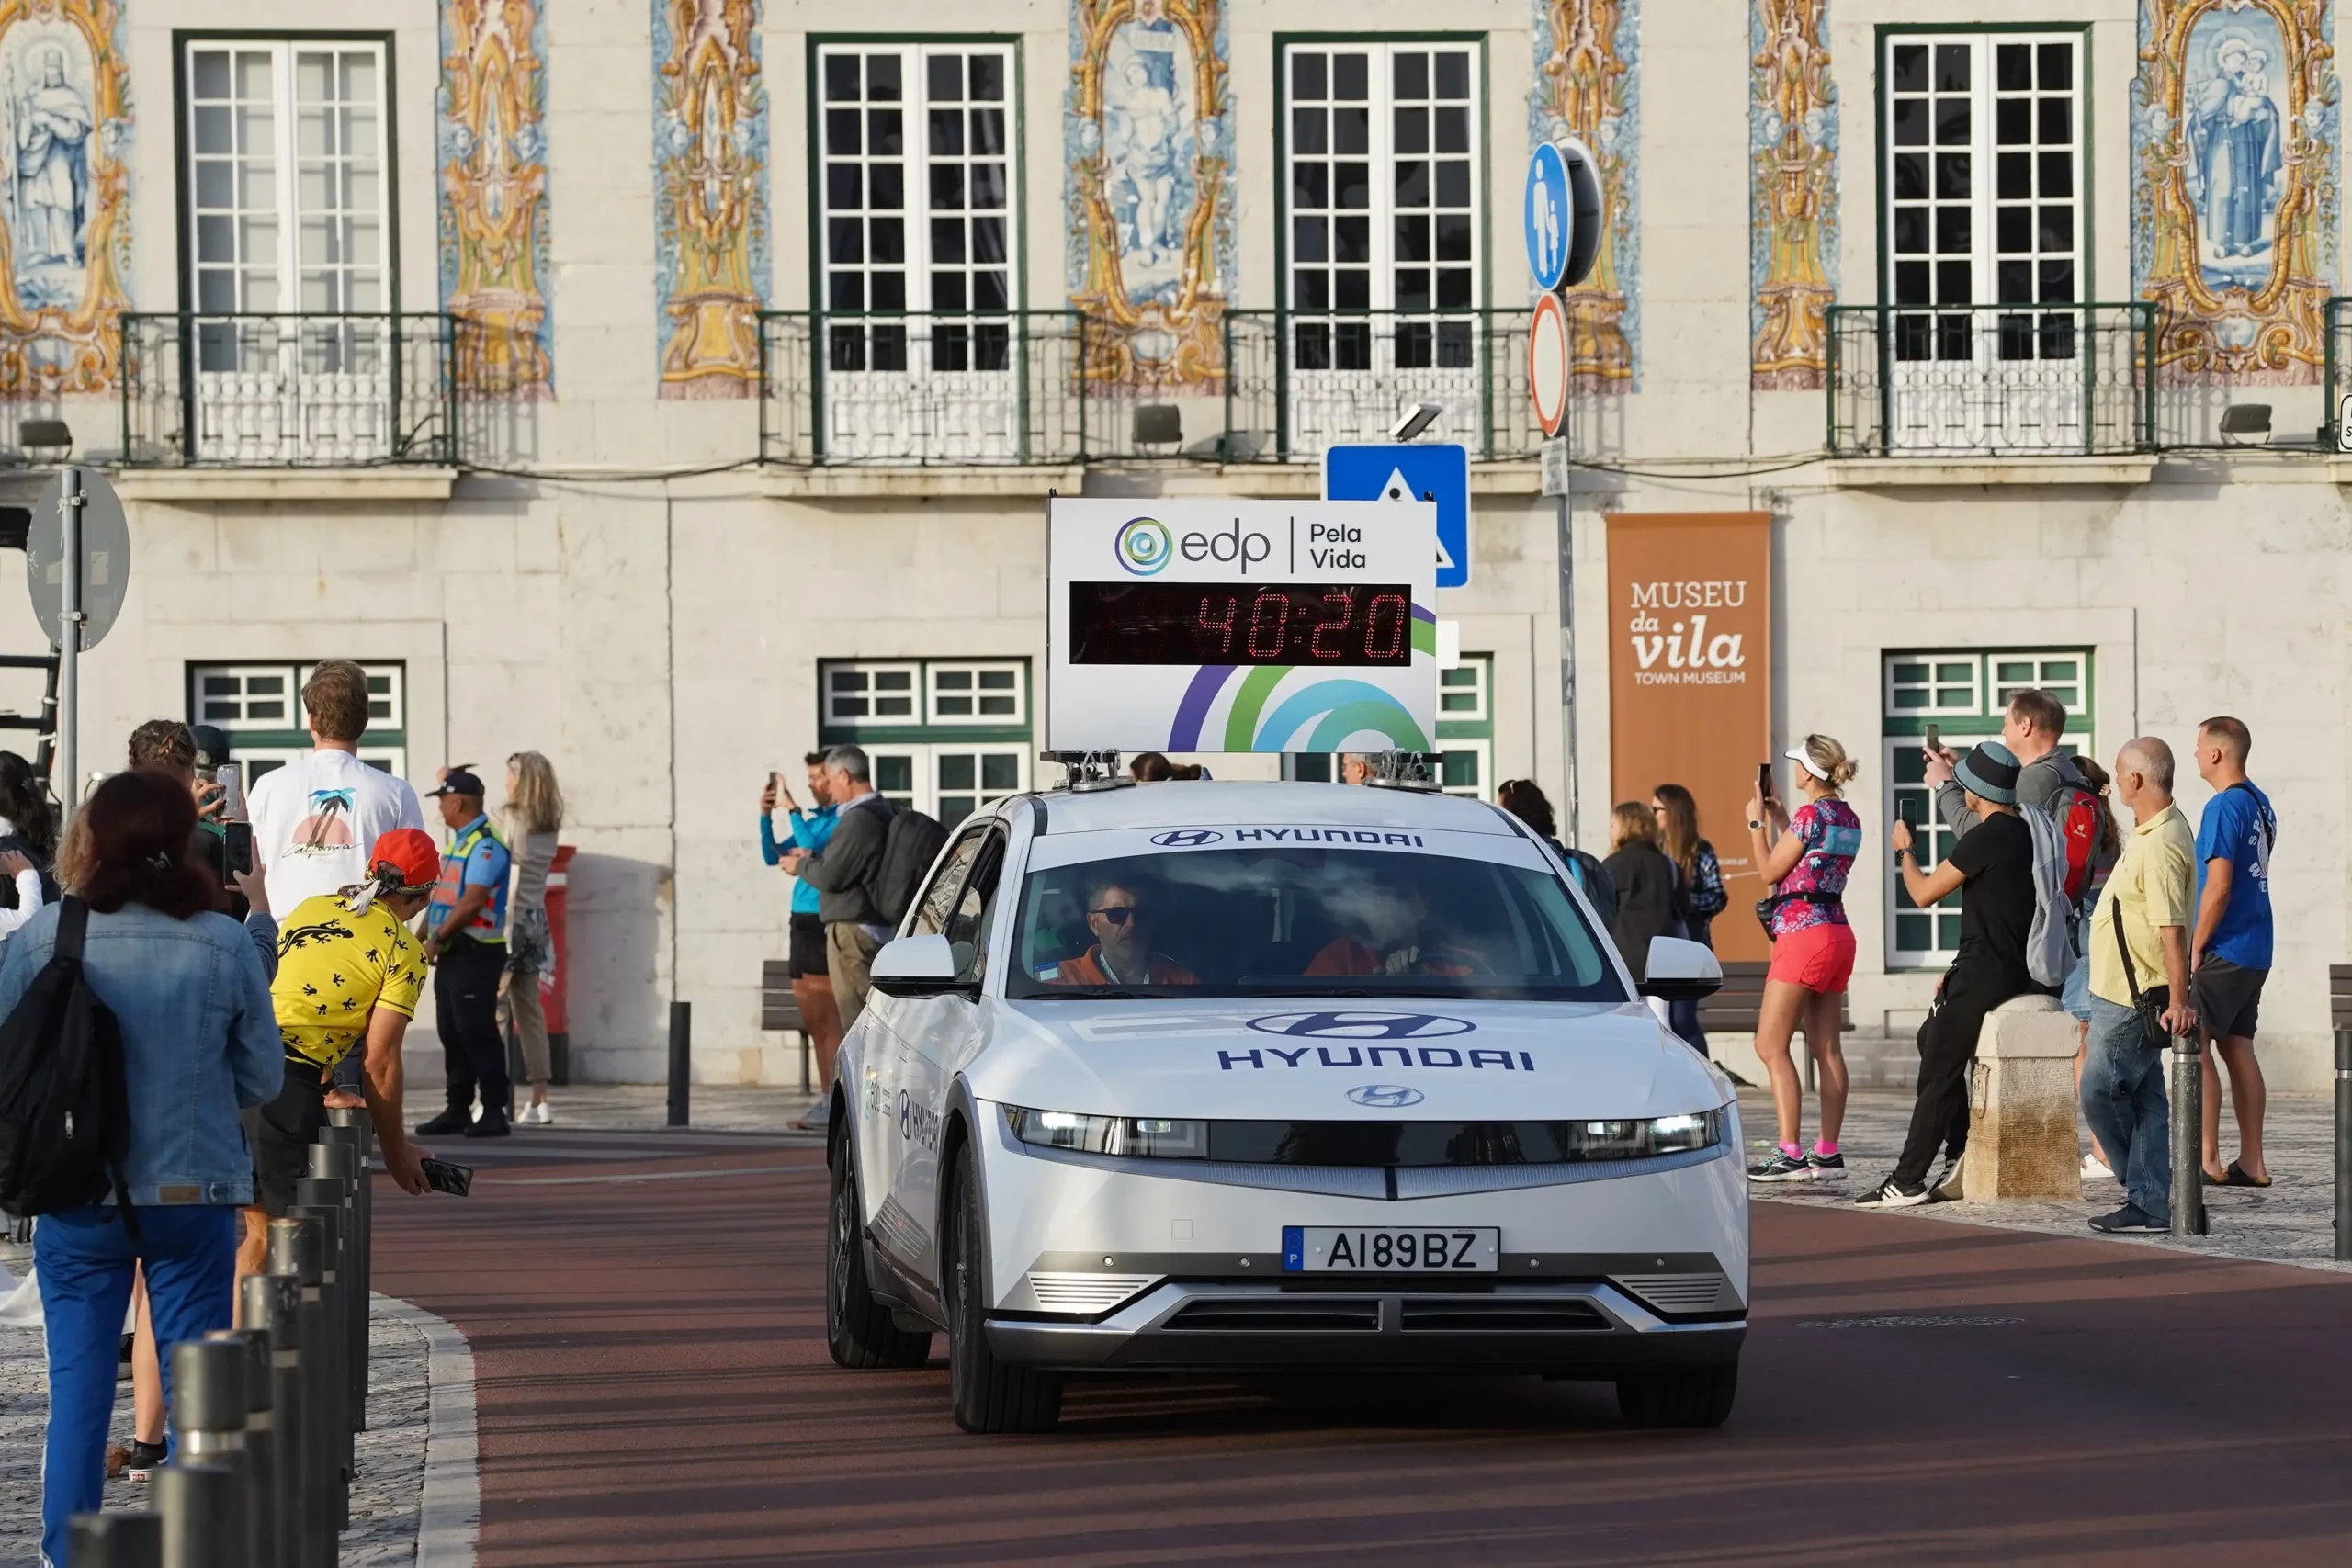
237, 829, 435, 1277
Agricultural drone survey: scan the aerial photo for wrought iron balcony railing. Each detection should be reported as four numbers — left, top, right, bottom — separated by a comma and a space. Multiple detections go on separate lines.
1222, 309, 1539, 463
120, 313, 458, 468
1826, 302, 2155, 457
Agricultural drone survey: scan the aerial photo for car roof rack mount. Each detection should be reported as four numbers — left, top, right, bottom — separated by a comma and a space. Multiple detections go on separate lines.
1038, 750, 1134, 793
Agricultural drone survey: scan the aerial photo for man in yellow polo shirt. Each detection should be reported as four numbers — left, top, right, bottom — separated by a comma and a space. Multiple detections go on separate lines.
237, 829, 436, 1278
2079, 737, 2198, 1235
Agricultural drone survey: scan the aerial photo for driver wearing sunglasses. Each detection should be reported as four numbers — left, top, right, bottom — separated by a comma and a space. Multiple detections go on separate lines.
1040, 874, 1198, 987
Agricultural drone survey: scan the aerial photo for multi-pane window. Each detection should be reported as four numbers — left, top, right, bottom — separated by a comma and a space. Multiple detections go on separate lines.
187, 661, 407, 781
820, 658, 1032, 829
185, 42, 386, 317
1885, 34, 2080, 357
1285, 43, 1477, 359
1882, 648, 2092, 966
817, 44, 1014, 370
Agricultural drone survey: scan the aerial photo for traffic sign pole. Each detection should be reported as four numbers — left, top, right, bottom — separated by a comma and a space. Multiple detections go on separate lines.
57, 467, 81, 824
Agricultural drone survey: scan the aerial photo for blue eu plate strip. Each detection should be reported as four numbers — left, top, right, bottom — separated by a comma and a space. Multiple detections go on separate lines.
1282, 1226, 1305, 1271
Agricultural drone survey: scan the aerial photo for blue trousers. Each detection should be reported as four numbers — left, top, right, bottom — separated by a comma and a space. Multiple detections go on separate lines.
36, 1204, 238, 1568
2079, 995, 2172, 1224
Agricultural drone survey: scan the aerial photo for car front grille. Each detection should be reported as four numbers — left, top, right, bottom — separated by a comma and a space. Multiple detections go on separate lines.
1611, 1272, 1729, 1315
1396, 1298, 1610, 1332
1164, 1297, 1383, 1332
1025, 1272, 1159, 1314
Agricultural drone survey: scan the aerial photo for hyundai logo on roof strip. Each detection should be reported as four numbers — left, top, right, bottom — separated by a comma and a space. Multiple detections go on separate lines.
1149, 829, 1222, 847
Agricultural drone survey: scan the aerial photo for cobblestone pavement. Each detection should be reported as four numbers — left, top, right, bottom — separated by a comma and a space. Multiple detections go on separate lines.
0, 1238, 427, 1568
1738, 1086, 2352, 1273
517, 1081, 816, 1134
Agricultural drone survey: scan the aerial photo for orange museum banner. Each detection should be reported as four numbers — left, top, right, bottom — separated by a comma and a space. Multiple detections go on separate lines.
1605, 513, 1774, 963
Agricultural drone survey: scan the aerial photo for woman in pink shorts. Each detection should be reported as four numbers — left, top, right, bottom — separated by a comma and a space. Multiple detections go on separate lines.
1744, 735, 1864, 1183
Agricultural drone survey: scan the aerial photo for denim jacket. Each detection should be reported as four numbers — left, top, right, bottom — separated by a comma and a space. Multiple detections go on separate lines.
0, 900, 283, 1207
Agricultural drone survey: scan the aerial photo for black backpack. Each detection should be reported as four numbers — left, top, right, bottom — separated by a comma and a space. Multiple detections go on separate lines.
0, 898, 135, 1228
872, 807, 949, 926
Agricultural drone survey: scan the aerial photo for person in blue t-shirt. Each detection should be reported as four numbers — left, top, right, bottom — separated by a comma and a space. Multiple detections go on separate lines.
763, 752, 843, 1130
2189, 716, 2277, 1188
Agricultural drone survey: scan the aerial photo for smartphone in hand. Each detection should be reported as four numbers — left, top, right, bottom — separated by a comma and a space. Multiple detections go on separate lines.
420, 1157, 473, 1197
1923, 722, 1942, 757
1756, 761, 1774, 808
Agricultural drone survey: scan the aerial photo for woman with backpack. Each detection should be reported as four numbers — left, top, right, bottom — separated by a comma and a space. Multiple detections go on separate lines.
1744, 736, 1864, 1183
1652, 782, 1725, 1056
1497, 779, 1617, 926
1601, 801, 1682, 986
1, 771, 282, 1565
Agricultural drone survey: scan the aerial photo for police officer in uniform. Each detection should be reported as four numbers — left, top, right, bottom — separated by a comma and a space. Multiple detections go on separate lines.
416, 767, 515, 1138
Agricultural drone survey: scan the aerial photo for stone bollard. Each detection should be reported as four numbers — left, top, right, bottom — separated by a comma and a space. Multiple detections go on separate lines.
267, 1214, 334, 1566
156, 1460, 242, 1568
167, 1338, 250, 1563
1953, 994, 2085, 1201
292, 1186, 352, 1534
310, 1131, 370, 1431
241, 1270, 307, 1568
205, 1326, 276, 1568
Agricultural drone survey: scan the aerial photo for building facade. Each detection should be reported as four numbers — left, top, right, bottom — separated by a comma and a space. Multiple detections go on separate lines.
0, 0, 2342, 1089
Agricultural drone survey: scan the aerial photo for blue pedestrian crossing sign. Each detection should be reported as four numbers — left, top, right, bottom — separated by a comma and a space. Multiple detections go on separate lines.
1524, 141, 1572, 291
1323, 443, 1469, 590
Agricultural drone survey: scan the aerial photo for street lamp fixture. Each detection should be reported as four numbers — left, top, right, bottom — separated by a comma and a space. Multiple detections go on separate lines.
19, 418, 72, 463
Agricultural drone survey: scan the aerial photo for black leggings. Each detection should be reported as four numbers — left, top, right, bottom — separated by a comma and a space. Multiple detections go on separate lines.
1893, 965, 2031, 1187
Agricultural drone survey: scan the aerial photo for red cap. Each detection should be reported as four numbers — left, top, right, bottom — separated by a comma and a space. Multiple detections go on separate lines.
369, 829, 441, 892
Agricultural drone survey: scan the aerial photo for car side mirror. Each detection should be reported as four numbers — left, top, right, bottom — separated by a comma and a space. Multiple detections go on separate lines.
869, 933, 976, 998
1638, 936, 1722, 1002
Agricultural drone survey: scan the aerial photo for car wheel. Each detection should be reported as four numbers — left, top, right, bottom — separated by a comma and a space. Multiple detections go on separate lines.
1616, 1362, 1737, 1429
826, 1134, 933, 1369
944, 1141, 1061, 1433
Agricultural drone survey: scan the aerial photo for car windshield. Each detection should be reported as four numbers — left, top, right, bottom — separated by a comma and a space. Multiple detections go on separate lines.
1007, 846, 1625, 1003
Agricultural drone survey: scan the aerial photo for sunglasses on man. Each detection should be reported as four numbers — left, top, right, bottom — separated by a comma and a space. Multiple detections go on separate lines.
1089, 905, 1151, 926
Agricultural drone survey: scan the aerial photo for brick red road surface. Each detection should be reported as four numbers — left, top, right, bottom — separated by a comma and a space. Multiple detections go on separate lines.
373, 1128, 2352, 1566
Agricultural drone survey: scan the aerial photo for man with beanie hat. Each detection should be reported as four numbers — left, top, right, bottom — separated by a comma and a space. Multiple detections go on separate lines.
1864, 740, 2042, 1206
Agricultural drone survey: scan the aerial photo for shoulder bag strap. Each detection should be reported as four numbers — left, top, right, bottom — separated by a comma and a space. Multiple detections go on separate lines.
2112, 897, 2144, 1009
54, 894, 86, 964
2227, 780, 2275, 851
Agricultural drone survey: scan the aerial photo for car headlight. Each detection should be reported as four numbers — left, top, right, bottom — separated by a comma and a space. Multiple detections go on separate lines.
1004, 1106, 1208, 1159
1562, 1111, 1722, 1158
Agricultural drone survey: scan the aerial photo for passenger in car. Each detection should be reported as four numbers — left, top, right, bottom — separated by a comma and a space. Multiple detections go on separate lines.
1036, 875, 1198, 986
1305, 882, 1487, 977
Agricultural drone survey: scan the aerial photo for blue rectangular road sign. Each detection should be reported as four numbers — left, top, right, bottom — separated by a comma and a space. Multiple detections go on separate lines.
1321, 443, 1469, 590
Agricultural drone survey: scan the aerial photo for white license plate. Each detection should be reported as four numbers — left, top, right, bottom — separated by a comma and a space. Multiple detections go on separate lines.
1282, 1225, 1498, 1273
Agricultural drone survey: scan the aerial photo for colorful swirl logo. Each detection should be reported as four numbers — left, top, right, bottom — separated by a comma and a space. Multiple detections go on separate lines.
1114, 515, 1173, 575
1163, 606, 1442, 753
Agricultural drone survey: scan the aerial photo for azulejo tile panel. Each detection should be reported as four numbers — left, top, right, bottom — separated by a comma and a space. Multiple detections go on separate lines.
1750, 0, 1836, 391
0, 0, 130, 396
2133, 0, 2340, 384
440, 0, 554, 400
1066, 0, 1233, 392
1532, 0, 1639, 391
653, 0, 767, 400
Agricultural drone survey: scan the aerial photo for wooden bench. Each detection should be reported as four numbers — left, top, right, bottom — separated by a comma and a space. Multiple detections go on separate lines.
761, 960, 814, 1094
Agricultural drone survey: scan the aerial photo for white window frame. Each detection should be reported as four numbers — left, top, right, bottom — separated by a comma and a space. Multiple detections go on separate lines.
822, 661, 922, 727
1883, 734, 1962, 969
860, 742, 1027, 830
191, 660, 404, 736
192, 663, 301, 732
926, 660, 1025, 727
1883, 654, 1981, 719
1283, 40, 1481, 315
1988, 651, 2086, 715
1435, 738, 1490, 799
232, 743, 409, 784
184, 39, 389, 317
1437, 657, 1487, 723
1883, 31, 2086, 453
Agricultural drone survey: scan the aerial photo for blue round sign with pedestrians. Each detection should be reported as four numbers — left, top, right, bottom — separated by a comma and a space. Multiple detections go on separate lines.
1524, 141, 1572, 291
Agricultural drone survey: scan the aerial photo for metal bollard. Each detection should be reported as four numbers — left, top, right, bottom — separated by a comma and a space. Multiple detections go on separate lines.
325, 1107, 374, 1413
310, 1132, 369, 1430
166, 1338, 250, 1563
65, 1512, 161, 1568
2170, 1033, 2210, 1237
155, 1459, 242, 1568
267, 1215, 334, 1565
668, 999, 692, 1126
292, 1189, 350, 1534
2337, 1028, 2352, 1262
205, 1327, 275, 1568
242, 1271, 308, 1568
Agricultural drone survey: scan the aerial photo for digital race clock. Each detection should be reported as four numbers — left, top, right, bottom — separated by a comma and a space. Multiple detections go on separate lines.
1068, 582, 1414, 668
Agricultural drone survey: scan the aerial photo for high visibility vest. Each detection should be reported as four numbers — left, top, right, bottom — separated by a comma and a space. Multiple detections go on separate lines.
428, 818, 507, 942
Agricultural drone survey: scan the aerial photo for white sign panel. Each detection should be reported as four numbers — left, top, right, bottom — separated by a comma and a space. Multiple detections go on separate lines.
1047, 499, 1439, 754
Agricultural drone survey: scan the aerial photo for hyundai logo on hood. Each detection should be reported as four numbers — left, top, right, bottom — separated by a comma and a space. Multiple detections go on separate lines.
1347, 1084, 1425, 1108
1248, 1011, 1476, 1039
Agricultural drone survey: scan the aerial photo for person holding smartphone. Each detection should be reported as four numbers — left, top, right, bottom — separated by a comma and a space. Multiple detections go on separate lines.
1744, 735, 1864, 1183
763, 753, 846, 1130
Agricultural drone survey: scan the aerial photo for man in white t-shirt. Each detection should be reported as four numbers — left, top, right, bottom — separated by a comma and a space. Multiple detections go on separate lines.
247, 660, 427, 915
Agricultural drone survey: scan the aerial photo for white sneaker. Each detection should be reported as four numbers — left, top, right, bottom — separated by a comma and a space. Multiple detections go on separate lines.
524, 1100, 553, 1126
2081, 1152, 2114, 1180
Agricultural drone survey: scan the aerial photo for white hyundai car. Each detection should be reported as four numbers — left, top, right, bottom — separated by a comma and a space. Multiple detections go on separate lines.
824, 780, 1743, 1434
